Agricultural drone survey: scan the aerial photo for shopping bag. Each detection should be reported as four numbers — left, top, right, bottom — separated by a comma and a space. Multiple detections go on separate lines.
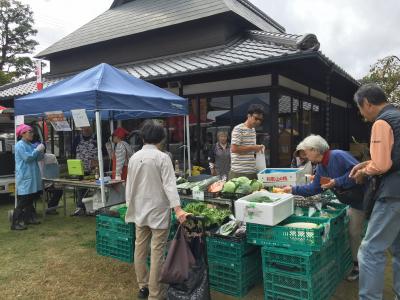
160, 225, 196, 284
255, 151, 266, 171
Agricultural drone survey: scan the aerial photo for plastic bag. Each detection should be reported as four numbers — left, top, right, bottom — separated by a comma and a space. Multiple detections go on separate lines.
167, 265, 210, 300
255, 151, 266, 171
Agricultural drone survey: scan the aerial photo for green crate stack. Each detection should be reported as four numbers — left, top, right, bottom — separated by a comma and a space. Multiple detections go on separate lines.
300, 205, 348, 238
263, 260, 338, 300
247, 216, 330, 251
96, 214, 135, 263
334, 228, 353, 281
206, 234, 258, 262
209, 249, 262, 298
261, 241, 336, 278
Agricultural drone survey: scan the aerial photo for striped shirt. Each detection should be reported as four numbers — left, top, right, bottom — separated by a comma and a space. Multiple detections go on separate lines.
231, 123, 256, 173
115, 141, 134, 176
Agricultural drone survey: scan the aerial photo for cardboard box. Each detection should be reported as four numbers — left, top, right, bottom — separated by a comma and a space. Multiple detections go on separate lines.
257, 168, 306, 187
235, 191, 294, 226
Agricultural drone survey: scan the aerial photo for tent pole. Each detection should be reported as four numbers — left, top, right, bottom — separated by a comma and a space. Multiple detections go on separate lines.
14, 121, 17, 209
95, 111, 106, 207
185, 115, 192, 177
183, 116, 186, 177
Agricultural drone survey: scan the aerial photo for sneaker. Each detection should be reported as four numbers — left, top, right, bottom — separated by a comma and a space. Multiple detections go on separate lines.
70, 208, 85, 217
11, 223, 27, 230
46, 209, 59, 215
138, 287, 149, 299
346, 266, 359, 281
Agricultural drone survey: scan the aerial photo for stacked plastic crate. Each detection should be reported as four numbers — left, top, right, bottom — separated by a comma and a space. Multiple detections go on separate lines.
206, 234, 262, 297
246, 202, 350, 300
96, 214, 135, 263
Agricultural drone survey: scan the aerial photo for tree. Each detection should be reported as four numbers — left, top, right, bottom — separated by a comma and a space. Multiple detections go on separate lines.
0, 0, 38, 84
361, 55, 400, 107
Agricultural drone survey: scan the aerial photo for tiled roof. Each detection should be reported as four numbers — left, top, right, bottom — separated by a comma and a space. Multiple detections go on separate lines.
0, 30, 356, 99
37, 0, 284, 58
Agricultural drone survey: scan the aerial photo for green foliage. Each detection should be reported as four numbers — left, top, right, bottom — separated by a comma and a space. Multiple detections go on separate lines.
361, 55, 400, 107
0, 69, 13, 85
0, 0, 38, 81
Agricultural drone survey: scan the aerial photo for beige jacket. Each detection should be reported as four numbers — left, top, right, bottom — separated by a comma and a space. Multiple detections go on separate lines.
125, 144, 180, 229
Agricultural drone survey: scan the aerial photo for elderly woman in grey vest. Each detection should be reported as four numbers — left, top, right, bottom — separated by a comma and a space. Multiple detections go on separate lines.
208, 131, 231, 179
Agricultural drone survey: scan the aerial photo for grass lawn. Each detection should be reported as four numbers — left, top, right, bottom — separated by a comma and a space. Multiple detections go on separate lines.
0, 195, 395, 300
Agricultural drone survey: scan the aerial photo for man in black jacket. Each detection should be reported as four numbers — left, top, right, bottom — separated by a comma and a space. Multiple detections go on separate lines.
350, 83, 400, 300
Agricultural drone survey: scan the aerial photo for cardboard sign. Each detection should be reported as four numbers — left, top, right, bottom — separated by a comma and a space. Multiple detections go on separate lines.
15, 115, 24, 126
45, 111, 71, 131
192, 190, 204, 201
71, 109, 90, 128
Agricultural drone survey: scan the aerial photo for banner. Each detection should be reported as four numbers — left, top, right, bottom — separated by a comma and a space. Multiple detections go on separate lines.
35, 60, 43, 90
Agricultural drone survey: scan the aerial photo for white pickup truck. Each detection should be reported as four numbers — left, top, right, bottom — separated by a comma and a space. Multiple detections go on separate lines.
0, 130, 15, 201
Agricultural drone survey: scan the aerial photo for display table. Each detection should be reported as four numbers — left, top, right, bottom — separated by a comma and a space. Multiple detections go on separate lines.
42, 178, 124, 218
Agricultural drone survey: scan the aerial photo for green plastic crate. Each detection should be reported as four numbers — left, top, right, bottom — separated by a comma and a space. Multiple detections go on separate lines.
96, 230, 134, 263
261, 240, 336, 277
263, 261, 338, 300
206, 234, 257, 262
300, 206, 347, 238
209, 250, 262, 297
96, 214, 135, 237
247, 216, 330, 251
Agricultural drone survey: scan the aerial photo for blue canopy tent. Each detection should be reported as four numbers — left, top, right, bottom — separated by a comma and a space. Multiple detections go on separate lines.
15, 63, 190, 207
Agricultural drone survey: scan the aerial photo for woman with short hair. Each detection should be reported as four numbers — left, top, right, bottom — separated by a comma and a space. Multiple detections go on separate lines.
208, 130, 231, 179
125, 120, 190, 300
283, 134, 365, 281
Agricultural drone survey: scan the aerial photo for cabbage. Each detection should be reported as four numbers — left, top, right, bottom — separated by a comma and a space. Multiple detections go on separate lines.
222, 181, 236, 193
250, 179, 264, 192
234, 176, 251, 186
235, 183, 252, 195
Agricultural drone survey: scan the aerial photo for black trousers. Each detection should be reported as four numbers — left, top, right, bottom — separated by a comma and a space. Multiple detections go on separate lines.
13, 191, 41, 224
47, 188, 63, 208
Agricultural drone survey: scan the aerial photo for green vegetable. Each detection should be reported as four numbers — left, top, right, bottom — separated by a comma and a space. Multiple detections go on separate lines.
232, 176, 251, 186
176, 177, 187, 185
218, 220, 238, 236
250, 179, 264, 192
248, 196, 276, 203
184, 202, 231, 227
222, 181, 236, 193
235, 183, 252, 195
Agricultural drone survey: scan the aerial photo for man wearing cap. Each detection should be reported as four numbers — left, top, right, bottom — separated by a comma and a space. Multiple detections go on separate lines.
112, 127, 133, 181
12, 124, 45, 230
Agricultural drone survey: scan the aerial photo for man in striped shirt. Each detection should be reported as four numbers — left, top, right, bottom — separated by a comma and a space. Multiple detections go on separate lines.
229, 104, 265, 180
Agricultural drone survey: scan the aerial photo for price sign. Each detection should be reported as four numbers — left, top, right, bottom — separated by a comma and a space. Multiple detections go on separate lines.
192, 190, 204, 201
71, 109, 90, 128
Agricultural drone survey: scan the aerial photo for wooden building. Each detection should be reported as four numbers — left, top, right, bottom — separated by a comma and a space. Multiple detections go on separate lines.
0, 0, 367, 167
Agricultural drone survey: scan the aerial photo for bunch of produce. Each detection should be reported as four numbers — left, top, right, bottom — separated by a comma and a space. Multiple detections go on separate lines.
207, 180, 225, 193
176, 181, 199, 190
184, 202, 231, 227
176, 177, 187, 185
222, 177, 264, 195
191, 176, 219, 192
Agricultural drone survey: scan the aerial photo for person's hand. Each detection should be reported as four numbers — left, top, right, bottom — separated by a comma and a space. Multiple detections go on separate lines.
321, 179, 336, 189
115, 175, 121, 181
36, 143, 45, 152
174, 206, 191, 224
352, 170, 366, 184
282, 186, 292, 193
349, 162, 369, 178
255, 145, 265, 153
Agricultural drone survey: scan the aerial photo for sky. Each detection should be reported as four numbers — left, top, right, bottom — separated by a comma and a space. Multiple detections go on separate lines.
20, 0, 400, 79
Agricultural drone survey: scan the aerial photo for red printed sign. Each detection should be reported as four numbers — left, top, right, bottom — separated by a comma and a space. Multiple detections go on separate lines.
266, 176, 288, 182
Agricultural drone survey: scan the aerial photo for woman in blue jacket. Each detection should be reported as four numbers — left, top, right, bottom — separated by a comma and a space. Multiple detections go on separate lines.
283, 135, 365, 281
11, 124, 45, 230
